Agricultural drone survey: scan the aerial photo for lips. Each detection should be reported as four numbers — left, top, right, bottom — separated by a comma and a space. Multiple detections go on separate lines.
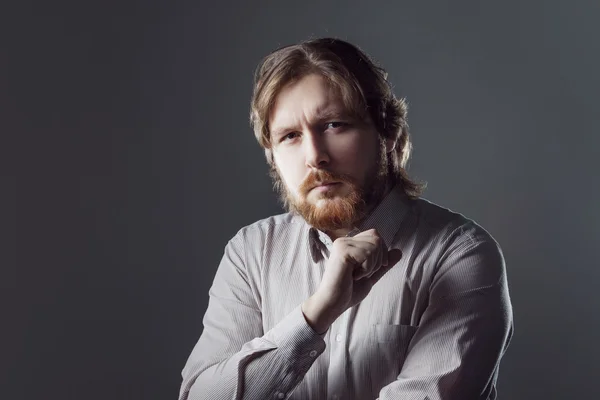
312, 181, 340, 190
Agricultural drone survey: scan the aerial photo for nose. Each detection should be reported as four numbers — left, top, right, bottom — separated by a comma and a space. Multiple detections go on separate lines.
304, 131, 330, 169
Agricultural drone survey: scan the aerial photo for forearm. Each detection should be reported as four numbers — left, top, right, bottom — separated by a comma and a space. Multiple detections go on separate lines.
301, 292, 340, 335
185, 343, 308, 400
180, 305, 326, 400
376, 285, 512, 400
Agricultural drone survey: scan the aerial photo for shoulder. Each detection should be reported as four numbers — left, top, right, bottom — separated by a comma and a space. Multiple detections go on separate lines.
411, 198, 507, 296
223, 212, 308, 282
410, 197, 499, 250
411, 197, 505, 280
227, 212, 308, 259
233, 212, 305, 240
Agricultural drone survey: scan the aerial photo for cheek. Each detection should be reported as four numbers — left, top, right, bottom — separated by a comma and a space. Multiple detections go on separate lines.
333, 134, 379, 174
273, 152, 304, 191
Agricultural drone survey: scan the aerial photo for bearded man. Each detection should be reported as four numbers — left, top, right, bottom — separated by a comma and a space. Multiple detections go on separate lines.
179, 38, 513, 400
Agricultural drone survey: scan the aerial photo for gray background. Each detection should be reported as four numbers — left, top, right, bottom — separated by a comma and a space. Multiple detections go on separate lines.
9, 1, 599, 399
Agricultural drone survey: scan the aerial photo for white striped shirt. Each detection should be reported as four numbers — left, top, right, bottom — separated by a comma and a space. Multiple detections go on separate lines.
179, 185, 513, 400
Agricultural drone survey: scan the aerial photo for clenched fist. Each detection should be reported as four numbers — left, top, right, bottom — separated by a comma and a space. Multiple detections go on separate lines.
302, 229, 403, 334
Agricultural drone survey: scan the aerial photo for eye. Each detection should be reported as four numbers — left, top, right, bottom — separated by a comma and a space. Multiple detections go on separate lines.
281, 132, 300, 142
325, 121, 347, 130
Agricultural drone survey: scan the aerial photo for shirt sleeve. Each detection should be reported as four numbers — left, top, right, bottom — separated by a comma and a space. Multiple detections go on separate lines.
378, 224, 514, 400
179, 233, 326, 400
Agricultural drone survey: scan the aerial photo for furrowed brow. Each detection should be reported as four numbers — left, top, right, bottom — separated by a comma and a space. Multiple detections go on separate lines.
314, 107, 350, 121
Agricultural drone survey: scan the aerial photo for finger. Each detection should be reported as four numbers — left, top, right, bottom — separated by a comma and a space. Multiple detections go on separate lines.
343, 240, 378, 259
351, 229, 382, 248
350, 244, 380, 280
353, 242, 387, 281
373, 234, 389, 268
344, 245, 372, 281
365, 248, 402, 284
348, 229, 384, 266
352, 250, 402, 300
366, 240, 387, 279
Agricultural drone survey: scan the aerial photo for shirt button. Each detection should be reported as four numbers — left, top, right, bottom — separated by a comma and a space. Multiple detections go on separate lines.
275, 392, 285, 399
309, 350, 318, 357
335, 334, 343, 342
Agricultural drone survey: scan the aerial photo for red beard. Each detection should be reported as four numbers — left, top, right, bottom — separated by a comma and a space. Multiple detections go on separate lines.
273, 139, 390, 233
294, 169, 366, 232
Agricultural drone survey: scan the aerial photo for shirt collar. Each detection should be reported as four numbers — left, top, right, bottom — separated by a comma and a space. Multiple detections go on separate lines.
307, 184, 409, 261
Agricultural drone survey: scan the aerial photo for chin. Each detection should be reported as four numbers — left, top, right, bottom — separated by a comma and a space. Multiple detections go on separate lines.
313, 197, 335, 208
311, 191, 343, 204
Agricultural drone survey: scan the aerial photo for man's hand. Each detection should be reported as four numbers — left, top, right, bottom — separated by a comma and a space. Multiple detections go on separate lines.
302, 229, 402, 334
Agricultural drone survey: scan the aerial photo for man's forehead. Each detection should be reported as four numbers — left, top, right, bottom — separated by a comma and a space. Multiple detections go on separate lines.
270, 94, 350, 130
312, 103, 350, 119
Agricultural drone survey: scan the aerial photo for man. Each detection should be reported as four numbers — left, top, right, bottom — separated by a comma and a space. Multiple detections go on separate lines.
179, 38, 513, 400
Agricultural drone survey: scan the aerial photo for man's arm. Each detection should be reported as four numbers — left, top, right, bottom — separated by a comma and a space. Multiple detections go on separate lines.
378, 225, 514, 400
179, 234, 326, 400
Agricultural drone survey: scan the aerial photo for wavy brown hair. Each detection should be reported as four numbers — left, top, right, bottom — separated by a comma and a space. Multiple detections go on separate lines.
250, 37, 425, 199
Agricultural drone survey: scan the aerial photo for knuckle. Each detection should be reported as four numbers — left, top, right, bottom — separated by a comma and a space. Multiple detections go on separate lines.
369, 244, 379, 255
372, 236, 382, 247
342, 252, 358, 267
332, 239, 346, 252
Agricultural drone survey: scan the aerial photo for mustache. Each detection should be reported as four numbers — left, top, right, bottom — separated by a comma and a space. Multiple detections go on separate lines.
298, 170, 355, 195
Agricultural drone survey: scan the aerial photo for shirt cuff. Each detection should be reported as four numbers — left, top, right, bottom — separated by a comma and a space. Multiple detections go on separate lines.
267, 304, 327, 363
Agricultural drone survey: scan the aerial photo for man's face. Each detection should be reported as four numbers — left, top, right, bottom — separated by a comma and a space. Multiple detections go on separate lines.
268, 73, 392, 232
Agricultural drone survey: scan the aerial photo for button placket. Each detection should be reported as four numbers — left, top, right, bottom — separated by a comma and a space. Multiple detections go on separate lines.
327, 309, 351, 400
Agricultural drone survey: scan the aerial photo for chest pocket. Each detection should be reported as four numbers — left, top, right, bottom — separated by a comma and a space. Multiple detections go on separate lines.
369, 324, 418, 392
